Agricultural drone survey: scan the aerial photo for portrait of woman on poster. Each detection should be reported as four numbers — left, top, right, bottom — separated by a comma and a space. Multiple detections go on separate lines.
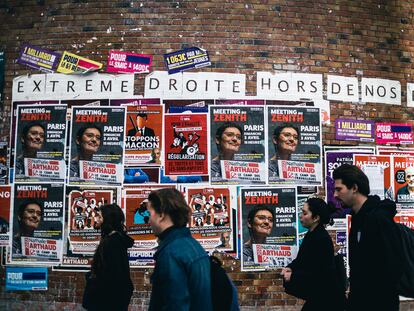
82, 203, 134, 311
70, 124, 102, 178
281, 198, 345, 311
12, 200, 42, 256
15, 121, 46, 177
269, 124, 300, 178
243, 206, 274, 264
211, 122, 243, 180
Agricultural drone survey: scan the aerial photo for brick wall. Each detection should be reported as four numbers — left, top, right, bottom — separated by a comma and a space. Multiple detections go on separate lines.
1, 1, 414, 310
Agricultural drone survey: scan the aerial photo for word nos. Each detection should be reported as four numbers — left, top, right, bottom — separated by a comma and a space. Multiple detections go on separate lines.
145, 71, 246, 99
13, 73, 134, 101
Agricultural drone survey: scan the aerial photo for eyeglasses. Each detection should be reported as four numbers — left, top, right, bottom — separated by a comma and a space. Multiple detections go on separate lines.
255, 215, 274, 222
223, 131, 242, 141
280, 132, 299, 140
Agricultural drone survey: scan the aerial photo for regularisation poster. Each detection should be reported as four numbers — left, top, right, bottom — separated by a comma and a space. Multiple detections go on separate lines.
10, 183, 65, 265
14, 104, 67, 182
393, 156, 414, 208
240, 187, 297, 272
68, 106, 125, 186
0, 186, 11, 247
324, 147, 375, 217
67, 188, 114, 255
186, 187, 233, 251
353, 154, 392, 200
209, 105, 265, 184
164, 113, 208, 176
123, 104, 163, 166
267, 106, 322, 185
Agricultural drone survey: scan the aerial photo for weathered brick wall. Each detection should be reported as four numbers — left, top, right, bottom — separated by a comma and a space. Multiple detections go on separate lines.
1, 1, 414, 310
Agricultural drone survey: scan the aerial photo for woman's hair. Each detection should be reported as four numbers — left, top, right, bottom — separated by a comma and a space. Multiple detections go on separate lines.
306, 197, 337, 225
247, 205, 275, 226
99, 203, 125, 236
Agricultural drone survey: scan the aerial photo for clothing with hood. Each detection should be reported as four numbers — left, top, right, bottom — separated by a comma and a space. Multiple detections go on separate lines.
82, 231, 134, 311
348, 195, 403, 311
149, 226, 212, 311
284, 224, 345, 311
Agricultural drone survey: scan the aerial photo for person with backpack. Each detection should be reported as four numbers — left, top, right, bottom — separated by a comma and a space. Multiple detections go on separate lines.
147, 188, 212, 311
281, 197, 345, 311
333, 164, 404, 311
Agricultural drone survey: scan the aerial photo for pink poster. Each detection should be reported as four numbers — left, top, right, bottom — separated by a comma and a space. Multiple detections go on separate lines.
376, 123, 413, 145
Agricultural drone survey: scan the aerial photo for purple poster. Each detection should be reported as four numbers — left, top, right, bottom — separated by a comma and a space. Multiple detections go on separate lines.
335, 118, 375, 142
17, 44, 60, 73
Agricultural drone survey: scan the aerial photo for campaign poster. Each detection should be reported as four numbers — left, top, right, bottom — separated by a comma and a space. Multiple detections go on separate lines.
68, 106, 125, 186
376, 146, 414, 156
376, 123, 413, 145
124, 104, 163, 166
0, 186, 11, 247
240, 187, 297, 271
335, 118, 375, 142
0, 141, 8, 184
10, 183, 65, 265
394, 210, 414, 229
107, 50, 152, 74
17, 44, 60, 73
124, 166, 160, 185
164, 47, 211, 74
164, 113, 208, 176
128, 248, 155, 268
215, 99, 265, 106
67, 188, 114, 255
186, 187, 233, 251
393, 156, 414, 208
326, 218, 349, 277
6, 266, 48, 291
324, 147, 376, 217
209, 105, 265, 185
14, 104, 67, 182
267, 106, 322, 185
163, 99, 212, 113
56, 51, 102, 74
353, 154, 392, 200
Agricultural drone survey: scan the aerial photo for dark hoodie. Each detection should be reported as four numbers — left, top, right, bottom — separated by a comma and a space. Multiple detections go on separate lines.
348, 195, 403, 311
83, 231, 134, 311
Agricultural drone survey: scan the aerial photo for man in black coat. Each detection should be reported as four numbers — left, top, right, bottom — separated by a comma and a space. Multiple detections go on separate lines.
333, 164, 403, 311
127, 113, 155, 137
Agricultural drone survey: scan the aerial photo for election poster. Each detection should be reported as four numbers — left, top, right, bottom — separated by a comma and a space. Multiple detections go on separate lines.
215, 99, 265, 106
67, 188, 115, 255
123, 104, 163, 166
0, 186, 11, 247
124, 166, 160, 185
240, 187, 297, 271
324, 147, 375, 217
6, 266, 48, 291
17, 44, 60, 73
68, 106, 125, 186
186, 187, 233, 251
14, 104, 67, 182
111, 98, 160, 107
394, 210, 414, 229
164, 113, 208, 176
267, 106, 322, 185
376, 146, 414, 156
163, 99, 211, 113
210, 105, 265, 185
376, 123, 413, 145
56, 51, 102, 74
335, 118, 375, 142
0, 141, 8, 184
393, 156, 414, 208
164, 47, 211, 74
107, 50, 152, 74
10, 183, 65, 265
353, 154, 392, 200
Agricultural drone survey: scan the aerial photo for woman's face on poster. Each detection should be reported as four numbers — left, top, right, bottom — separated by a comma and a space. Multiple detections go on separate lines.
78, 127, 101, 155
23, 125, 45, 152
216, 127, 241, 154
20, 203, 42, 233
249, 209, 273, 238
274, 127, 298, 155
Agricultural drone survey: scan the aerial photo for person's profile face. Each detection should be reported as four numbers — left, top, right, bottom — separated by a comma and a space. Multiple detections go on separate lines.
248, 209, 273, 238
78, 128, 101, 155
216, 127, 241, 154
333, 179, 354, 209
137, 116, 146, 128
94, 210, 103, 229
147, 201, 163, 236
23, 125, 45, 151
274, 127, 298, 155
20, 203, 42, 232
300, 202, 317, 229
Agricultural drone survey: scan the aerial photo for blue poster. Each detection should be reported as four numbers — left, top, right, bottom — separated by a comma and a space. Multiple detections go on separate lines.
6, 266, 48, 291
164, 47, 211, 74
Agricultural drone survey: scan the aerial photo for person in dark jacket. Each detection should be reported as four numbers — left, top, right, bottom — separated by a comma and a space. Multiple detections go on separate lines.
281, 198, 345, 311
147, 188, 213, 311
82, 203, 134, 311
333, 164, 403, 311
